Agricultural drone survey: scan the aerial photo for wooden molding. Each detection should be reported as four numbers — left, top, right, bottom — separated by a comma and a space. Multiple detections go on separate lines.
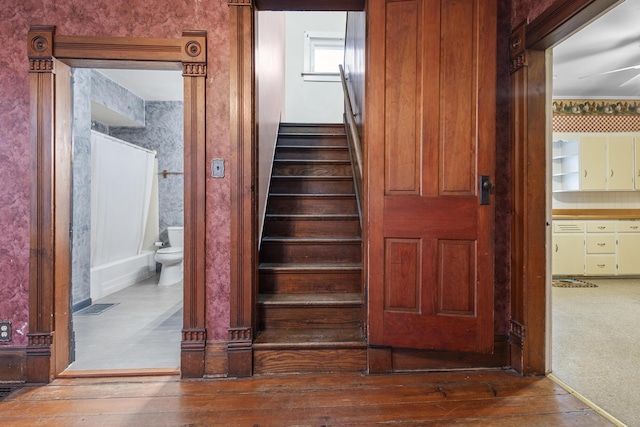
228, 3, 256, 377
0, 346, 27, 382
227, 327, 253, 377
525, 0, 619, 50
180, 30, 208, 379
509, 320, 525, 350
254, 0, 365, 10
229, 0, 253, 6
367, 347, 392, 374
509, 23, 526, 73
28, 26, 208, 382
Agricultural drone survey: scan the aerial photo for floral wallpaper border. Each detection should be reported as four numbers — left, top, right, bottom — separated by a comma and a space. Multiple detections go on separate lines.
553, 99, 640, 115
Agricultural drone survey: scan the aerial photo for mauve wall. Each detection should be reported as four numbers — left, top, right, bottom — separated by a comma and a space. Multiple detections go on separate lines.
512, 0, 559, 27
0, 0, 230, 347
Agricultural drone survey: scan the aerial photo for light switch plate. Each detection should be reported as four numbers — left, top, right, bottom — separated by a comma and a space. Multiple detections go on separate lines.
212, 158, 224, 178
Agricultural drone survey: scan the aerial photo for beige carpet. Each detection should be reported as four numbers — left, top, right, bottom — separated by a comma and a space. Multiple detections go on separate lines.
552, 278, 640, 426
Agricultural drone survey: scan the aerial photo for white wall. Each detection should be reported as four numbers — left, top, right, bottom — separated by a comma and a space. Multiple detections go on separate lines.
257, 11, 287, 241
285, 12, 346, 123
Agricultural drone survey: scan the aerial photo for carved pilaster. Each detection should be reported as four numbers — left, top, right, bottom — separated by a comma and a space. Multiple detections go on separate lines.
28, 26, 54, 73
180, 30, 208, 379
26, 333, 53, 357
509, 23, 526, 74
509, 319, 525, 350
228, 0, 253, 6
181, 328, 207, 351
227, 327, 253, 377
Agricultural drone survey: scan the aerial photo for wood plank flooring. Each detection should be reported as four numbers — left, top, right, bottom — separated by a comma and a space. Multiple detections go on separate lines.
0, 370, 612, 426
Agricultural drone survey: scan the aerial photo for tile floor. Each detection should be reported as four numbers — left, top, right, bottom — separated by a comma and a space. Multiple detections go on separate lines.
68, 274, 183, 371
552, 277, 640, 427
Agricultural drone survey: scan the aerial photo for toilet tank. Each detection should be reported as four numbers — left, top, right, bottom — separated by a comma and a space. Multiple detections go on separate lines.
167, 226, 184, 248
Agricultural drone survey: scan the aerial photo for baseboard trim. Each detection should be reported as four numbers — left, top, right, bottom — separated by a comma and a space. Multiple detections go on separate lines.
0, 346, 26, 382
72, 298, 92, 313
547, 373, 627, 427
57, 368, 180, 379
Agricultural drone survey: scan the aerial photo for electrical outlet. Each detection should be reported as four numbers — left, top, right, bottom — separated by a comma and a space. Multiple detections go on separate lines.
0, 321, 11, 342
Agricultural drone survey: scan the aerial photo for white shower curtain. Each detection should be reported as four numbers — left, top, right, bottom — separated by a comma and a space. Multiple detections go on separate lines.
90, 131, 156, 267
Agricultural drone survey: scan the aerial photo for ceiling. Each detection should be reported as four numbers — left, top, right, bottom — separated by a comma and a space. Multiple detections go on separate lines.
91, 69, 182, 126
553, 0, 640, 99
93, 1, 640, 116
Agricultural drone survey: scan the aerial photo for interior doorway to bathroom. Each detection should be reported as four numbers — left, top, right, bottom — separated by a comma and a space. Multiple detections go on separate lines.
66, 68, 185, 372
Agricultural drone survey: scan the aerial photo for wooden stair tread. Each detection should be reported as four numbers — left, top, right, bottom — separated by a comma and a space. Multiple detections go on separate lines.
274, 159, 351, 164
254, 328, 366, 347
277, 144, 347, 149
266, 213, 359, 219
269, 193, 355, 197
261, 236, 361, 243
259, 292, 362, 305
259, 262, 361, 273
272, 175, 352, 179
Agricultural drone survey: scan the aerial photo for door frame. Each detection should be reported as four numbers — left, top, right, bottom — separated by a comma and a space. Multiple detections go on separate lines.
227, 0, 365, 376
27, 26, 208, 382
508, 0, 619, 375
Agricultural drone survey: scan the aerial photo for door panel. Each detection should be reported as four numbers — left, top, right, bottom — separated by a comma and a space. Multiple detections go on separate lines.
368, 0, 496, 353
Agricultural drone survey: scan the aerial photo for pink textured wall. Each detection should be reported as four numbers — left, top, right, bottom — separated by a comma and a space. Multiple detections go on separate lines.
0, 0, 231, 346
512, 0, 559, 27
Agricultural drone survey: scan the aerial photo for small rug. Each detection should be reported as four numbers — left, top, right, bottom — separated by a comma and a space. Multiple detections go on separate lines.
75, 303, 118, 315
552, 279, 598, 288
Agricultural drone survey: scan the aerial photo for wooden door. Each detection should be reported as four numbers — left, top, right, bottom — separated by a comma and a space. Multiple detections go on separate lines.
367, 0, 496, 353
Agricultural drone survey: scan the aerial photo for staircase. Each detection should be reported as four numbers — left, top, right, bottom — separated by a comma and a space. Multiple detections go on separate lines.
255, 123, 366, 374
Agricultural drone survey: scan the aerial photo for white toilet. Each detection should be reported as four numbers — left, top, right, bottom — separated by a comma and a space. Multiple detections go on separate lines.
155, 226, 184, 286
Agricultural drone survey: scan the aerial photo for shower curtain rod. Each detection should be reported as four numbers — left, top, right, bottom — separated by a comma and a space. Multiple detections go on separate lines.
160, 170, 183, 179
90, 130, 157, 156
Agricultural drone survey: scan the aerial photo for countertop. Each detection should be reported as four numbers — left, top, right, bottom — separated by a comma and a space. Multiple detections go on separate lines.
552, 209, 640, 220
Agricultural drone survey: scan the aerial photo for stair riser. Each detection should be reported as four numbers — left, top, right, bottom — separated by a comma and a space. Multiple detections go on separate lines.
259, 306, 363, 329
276, 147, 350, 160
267, 197, 358, 215
280, 124, 345, 134
264, 219, 360, 237
259, 271, 361, 294
270, 178, 355, 194
276, 136, 347, 147
273, 163, 352, 177
260, 242, 362, 263
253, 348, 366, 374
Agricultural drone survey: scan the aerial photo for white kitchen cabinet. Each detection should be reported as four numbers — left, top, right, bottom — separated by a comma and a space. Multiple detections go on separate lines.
617, 220, 640, 275
553, 218, 640, 277
580, 136, 607, 190
552, 133, 638, 192
607, 136, 634, 190
635, 138, 640, 190
552, 138, 580, 192
552, 221, 585, 276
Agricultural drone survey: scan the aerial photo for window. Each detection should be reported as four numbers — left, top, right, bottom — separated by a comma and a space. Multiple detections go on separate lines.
302, 31, 344, 82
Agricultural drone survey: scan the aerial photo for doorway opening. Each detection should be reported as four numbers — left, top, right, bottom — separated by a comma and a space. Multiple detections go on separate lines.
67, 68, 184, 372
548, 1, 640, 424
27, 29, 207, 382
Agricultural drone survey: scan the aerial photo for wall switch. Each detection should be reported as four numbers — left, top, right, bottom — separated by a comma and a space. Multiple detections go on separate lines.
211, 158, 225, 178
0, 321, 11, 342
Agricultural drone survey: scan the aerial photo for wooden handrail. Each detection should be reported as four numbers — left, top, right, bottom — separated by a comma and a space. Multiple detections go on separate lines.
339, 64, 364, 224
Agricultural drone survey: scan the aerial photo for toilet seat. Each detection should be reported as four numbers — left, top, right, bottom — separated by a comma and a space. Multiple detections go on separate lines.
157, 247, 183, 255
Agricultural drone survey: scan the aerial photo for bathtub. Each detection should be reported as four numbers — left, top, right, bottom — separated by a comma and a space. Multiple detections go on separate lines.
90, 251, 156, 300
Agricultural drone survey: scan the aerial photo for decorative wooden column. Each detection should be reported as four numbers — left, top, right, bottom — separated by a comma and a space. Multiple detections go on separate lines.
508, 23, 546, 376
26, 26, 72, 383
181, 31, 208, 378
228, 0, 256, 377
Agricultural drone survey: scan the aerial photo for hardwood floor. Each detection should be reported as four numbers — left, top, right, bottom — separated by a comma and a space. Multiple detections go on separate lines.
0, 370, 612, 426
